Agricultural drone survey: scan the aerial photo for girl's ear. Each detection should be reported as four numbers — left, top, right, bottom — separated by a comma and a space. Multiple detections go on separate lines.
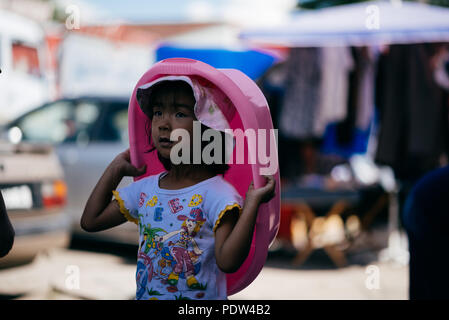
145, 119, 156, 153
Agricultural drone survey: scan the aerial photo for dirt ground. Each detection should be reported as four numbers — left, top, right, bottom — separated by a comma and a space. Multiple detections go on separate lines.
0, 227, 409, 300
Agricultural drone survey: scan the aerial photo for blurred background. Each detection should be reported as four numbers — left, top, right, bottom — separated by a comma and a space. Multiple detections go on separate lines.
1, 0, 449, 300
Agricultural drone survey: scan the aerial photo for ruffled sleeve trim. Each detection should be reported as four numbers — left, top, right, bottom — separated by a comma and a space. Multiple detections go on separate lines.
112, 190, 138, 225
213, 203, 242, 233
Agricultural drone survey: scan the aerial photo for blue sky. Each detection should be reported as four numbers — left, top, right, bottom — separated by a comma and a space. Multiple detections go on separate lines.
78, 0, 205, 22
55, 0, 297, 24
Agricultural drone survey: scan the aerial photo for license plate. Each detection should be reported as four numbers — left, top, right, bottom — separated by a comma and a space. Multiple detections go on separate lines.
1, 185, 33, 210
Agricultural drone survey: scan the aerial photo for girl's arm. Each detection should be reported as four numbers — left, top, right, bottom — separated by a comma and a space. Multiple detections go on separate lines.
0, 191, 15, 257
214, 176, 275, 273
81, 149, 146, 232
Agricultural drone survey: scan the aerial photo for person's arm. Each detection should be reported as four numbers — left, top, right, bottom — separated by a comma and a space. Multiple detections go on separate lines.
214, 176, 275, 273
0, 190, 15, 257
81, 149, 146, 232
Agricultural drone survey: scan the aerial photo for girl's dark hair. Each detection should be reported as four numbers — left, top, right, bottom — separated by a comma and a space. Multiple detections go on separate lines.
141, 80, 230, 175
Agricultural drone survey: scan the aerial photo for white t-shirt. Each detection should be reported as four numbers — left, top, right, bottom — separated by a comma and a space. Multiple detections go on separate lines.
113, 172, 243, 300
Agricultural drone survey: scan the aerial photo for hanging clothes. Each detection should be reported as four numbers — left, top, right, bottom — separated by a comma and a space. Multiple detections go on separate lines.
320, 46, 376, 158
375, 44, 448, 180
434, 48, 449, 91
314, 46, 354, 137
334, 46, 377, 148
279, 47, 322, 140
355, 46, 379, 131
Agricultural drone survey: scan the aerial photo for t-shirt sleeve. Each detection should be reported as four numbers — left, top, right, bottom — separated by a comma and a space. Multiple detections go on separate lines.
204, 180, 244, 233
112, 178, 149, 225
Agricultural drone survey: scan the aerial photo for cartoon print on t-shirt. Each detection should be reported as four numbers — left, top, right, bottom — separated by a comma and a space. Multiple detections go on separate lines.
188, 194, 203, 207
138, 192, 147, 208
137, 223, 169, 299
154, 207, 163, 222
157, 246, 175, 277
189, 207, 203, 220
168, 198, 184, 213
146, 195, 158, 207
140, 223, 167, 256
154, 210, 206, 290
136, 251, 154, 300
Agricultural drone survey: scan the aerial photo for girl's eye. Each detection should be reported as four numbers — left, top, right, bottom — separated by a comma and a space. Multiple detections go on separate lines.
176, 112, 187, 118
153, 110, 162, 117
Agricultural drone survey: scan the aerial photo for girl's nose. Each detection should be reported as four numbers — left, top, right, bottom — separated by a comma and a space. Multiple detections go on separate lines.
158, 115, 171, 131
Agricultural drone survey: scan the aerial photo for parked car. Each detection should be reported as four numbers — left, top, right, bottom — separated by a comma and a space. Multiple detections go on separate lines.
0, 141, 70, 267
1, 96, 138, 246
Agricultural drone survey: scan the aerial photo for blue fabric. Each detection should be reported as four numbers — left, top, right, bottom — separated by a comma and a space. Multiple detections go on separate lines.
156, 45, 277, 80
401, 165, 449, 299
402, 166, 449, 238
320, 123, 371, 158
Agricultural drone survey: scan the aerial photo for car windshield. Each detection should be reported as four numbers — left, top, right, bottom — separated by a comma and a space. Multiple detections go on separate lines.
15, 100, 101, 144
13, 99, 130, 145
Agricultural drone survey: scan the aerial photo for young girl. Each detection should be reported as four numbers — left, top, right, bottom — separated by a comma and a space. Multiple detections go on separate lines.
81, 77, 275, 300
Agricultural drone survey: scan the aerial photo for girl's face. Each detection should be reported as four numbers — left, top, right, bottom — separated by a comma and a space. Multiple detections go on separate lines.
149, 83, 196, 160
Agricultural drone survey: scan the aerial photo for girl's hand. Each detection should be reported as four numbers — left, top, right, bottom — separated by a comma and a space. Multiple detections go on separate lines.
81, 149, 146, 233
110, 149, 147, 178
214, 175, 276, 273
245, 175, 276, 205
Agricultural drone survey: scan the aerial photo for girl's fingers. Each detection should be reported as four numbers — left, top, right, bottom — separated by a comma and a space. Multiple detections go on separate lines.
122, 149, 131, 160
262, 175, 274, 183
134, 165, 147, 176
250, 176, 275, 192
137, 165, 147, 175
261, 176, 275, 191
248, 176, 275, 196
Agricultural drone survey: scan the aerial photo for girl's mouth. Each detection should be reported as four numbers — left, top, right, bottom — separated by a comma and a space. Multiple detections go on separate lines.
159, 137, 173, 148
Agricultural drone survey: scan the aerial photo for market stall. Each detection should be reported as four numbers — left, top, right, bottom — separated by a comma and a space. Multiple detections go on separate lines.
240, 0, 449, 267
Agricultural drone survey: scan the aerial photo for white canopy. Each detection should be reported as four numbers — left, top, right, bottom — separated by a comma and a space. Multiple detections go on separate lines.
239, 0, 449, 47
